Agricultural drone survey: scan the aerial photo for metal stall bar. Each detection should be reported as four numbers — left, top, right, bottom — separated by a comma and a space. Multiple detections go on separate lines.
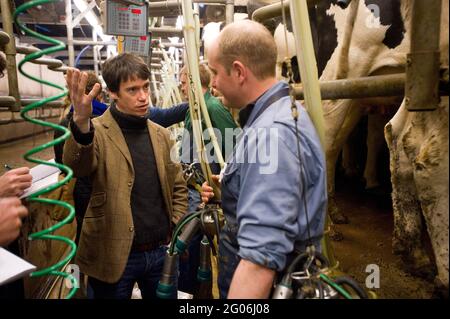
294, 74, 406, 100
149, 27, 184, 37
289, 0, 324, 146
405, 0, 442, 111
1, 0, 21, 111
65, 0, 75, 66
225, 0, 234, 25
252, 0, 321, 22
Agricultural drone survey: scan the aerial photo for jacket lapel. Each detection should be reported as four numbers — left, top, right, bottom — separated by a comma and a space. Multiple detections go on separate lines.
148, 122, 170, 211
101, 109, 134, 170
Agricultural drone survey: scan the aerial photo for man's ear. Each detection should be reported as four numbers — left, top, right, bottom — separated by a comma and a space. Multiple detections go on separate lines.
232, 61, 247, 84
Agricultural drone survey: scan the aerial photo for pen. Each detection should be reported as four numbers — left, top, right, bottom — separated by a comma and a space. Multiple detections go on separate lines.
4, 164, 13, 171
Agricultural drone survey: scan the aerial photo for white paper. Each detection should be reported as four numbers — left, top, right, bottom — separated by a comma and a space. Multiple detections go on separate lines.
20, 159, 61, 199
0, 247, 36, 286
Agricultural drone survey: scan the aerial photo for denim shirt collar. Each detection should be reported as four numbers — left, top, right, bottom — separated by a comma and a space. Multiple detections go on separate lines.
239, 81, 289, 128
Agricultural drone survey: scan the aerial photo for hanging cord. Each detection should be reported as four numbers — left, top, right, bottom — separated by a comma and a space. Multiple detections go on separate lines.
14, 0, 77, 299
277, 4, 367, 299
281, 0, 313, 249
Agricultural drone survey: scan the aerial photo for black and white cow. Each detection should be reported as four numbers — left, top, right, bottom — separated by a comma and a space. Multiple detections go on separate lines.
251, 0, 405, 224
385, 0, 448, 295
246, 0, 448, 292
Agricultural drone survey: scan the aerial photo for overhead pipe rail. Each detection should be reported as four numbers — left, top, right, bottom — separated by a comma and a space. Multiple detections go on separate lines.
1, 0, 21, 111
293, 73, 449, 100
0, 42, 67, 112
252, 0, 322, 22
16, 45, 70, 72
149, 27, 184, 38
147, 0, 234, 20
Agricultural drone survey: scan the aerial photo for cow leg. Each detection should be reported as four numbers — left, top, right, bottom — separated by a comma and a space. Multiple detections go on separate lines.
385, 103, 434, 280
341, 124, 362, 179
411, 98, 449, 294
364, 113, 389, 190
325, 100, 363, 224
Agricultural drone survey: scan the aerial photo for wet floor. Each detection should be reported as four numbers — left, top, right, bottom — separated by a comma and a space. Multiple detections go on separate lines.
0, 131, 55, 173
332, 177, 436, 299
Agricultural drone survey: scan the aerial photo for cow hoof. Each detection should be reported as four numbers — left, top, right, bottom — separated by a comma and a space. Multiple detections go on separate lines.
329, 209, 349, 224
432, 278, 449, 299
400, 250, 436, 281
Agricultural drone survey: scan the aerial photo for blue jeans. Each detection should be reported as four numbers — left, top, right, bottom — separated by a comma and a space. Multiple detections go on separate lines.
88, 246, 167, 299
178, 187, 202, 294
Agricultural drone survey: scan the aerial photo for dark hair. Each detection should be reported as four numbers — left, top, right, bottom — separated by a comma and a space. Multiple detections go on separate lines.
101, 53, 150, 93
85, 71, 101, 95
0, 53, 6, 78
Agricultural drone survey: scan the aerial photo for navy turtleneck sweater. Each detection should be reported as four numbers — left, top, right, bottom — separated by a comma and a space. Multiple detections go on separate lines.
109, 105, 169, 246
71, 104, 169, 246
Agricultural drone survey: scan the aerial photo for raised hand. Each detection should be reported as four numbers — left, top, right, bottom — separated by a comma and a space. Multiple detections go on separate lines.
65, 68, 101, 132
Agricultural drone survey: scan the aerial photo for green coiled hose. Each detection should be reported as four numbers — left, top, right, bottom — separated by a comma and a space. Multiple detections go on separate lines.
13, 0, 78, 299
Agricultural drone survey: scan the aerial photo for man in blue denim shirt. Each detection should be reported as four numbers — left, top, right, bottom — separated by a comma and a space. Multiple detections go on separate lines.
202, 20, 327, 298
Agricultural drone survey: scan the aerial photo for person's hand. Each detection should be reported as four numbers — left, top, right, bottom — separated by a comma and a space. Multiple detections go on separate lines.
0, 167, 32, 197
65, 68, 101, 132
0, 197, 28, 247
200, 175, 220, 203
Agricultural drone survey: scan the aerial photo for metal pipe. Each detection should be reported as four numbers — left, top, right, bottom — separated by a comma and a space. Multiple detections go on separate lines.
148, 1, 181, 17
405, 0, 442, 111
294, 74, 404, 100
160, 42, 185, 48
225, 0, 234, 25
1, 0, 21, 111
65, 0, 75, 67
149, 27, 184, 38
293, 73, 449, 100
252, 0, 321, 23
289, 0, 325, 147
93, 31, 99, 76
0, 31, 10, 46
0, 114, 61, 125
15, 45, 41, 54
0, 96, 16, 107
28, 57, 63, 68
73, 40, 116, 46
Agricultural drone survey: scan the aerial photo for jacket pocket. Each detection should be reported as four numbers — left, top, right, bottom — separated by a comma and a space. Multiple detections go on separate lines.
85, 191, 106, 218
90, 191, 106, 207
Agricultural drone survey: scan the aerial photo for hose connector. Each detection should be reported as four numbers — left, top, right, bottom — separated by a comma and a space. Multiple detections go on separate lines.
156, 250, 179, 299
175, 217, 201, 254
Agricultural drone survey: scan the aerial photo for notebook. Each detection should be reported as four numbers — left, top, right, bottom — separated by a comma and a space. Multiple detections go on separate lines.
0, 247, 36, 286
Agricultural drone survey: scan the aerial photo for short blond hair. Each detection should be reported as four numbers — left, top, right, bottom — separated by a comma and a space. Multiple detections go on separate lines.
180, 64, 211, 89
217, 20, 277, 80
